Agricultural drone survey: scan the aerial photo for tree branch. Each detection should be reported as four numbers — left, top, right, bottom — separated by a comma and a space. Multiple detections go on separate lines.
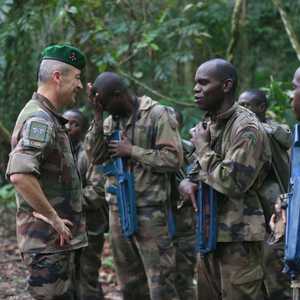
118, 70, 196, 108
272, 0, 300, 62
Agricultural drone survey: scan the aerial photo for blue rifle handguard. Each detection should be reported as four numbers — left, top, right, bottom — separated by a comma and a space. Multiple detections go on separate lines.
285, 124, 300, 275
195, 182, 217, 254
101, 130, 138, 239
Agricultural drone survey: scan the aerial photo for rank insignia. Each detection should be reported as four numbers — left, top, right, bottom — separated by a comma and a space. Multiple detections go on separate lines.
69, 52, 77, 62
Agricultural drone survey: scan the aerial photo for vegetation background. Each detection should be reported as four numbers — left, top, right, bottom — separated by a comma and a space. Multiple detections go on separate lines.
1, 0, 300, 191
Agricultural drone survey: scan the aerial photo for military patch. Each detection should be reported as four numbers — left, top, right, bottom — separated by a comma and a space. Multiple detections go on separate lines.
28, 121, 48, 142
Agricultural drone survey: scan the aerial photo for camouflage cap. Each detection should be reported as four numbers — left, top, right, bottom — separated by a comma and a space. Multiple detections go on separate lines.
41, 44, 86, 70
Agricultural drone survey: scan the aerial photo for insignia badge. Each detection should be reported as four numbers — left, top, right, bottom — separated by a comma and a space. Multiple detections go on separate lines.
28, 121, 48, 142
69, 52, 77, 61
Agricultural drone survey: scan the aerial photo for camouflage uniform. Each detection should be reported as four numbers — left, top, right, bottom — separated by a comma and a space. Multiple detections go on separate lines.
6, 92, 88, 300
173, 140, 196, 300
260, 119, 292, 300
188, 104, 272, 300
75, 143, 108, 300
85, 95, 183, 300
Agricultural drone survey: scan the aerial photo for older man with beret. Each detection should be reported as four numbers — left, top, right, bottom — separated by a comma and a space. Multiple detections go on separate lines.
6, 44, 88, 300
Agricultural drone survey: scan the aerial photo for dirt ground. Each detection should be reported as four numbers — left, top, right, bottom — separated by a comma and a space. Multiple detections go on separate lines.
0, 207, 122, 300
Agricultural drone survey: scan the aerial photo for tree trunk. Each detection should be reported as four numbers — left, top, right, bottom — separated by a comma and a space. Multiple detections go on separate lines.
0, 121, 11, 179
272, 0, 300, 61
0, 121, 10, 147
227, 0, 246, 63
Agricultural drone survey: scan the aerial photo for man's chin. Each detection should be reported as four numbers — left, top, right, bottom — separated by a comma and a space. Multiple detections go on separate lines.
196, 102, 208, 111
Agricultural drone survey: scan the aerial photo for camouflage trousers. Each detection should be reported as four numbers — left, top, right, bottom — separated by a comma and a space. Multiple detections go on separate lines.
173, 205, 196, 300
263, 239, 291, 300
79, 208, 107, 300
79, 233, 105, 300
22, 249, 82, 300
196, 241, 266, 300
110, 205, 179, 300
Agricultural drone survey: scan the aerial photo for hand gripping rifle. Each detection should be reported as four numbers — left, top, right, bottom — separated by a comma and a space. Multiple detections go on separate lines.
195, 182, 217, 254
284, 124, 300, 299
101, 129, 138, 239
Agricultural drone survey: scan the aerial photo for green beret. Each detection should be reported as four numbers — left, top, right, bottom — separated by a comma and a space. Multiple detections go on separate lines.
41, 44, 86, 70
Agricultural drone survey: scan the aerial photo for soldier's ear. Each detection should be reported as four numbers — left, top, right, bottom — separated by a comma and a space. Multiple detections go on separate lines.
52, 70, 62, 84
223, 79, 233, 93
258, 102, 267, 113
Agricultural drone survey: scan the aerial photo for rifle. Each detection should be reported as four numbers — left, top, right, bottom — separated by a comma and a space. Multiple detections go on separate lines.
284, 124, 300, 299
195, 182, 217, 254
101, 129, 138, 239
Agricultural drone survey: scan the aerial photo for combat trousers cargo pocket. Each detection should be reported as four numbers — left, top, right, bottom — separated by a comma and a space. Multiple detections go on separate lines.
223, 242, 266, 300
230, 264, 264, 285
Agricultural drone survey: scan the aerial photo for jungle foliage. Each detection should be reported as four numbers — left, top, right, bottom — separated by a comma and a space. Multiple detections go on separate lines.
0, 0, 300, 138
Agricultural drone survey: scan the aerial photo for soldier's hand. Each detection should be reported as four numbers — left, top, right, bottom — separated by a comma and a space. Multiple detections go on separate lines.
178, 179, 198, 212
33, 212, 73, 247
87, 82, 103, 121
191, 122, 210, 148
108, 136, 133, 158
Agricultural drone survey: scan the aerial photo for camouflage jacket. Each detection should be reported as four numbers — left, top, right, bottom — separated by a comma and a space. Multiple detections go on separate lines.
263, 118, 292, 192
189, 103, 272, 242
85, 95, 183, 207
257, 119, 292, 224
75, 142, 108, 235
6, 92, 87, 253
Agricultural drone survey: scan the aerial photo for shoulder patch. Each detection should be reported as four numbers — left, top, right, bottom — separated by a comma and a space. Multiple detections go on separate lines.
22, 118, 53, 149
28, 121, 48, 142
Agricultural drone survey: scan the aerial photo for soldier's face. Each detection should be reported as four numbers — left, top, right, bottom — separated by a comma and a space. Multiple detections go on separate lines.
63, 111, 83, 142
60, 67, 83, 106
238, 92, 262, 114
194, 64, 224, 112
292, 68, 300, 121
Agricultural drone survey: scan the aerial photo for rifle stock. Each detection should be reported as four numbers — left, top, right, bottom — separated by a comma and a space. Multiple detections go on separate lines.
101, 129, 138, 239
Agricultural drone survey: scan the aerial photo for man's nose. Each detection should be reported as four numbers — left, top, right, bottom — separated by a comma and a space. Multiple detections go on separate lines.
194, 83, 201, 93
289, 90, 295, 103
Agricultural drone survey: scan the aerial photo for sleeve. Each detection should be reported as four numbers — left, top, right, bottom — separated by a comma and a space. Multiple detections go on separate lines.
130, 108, 183, 172
82, 164, 106, 210
84, 120, 109, 165
6, 117, 54, 178
195, 124, 269, 197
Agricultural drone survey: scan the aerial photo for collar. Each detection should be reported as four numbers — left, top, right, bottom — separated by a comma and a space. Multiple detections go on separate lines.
32, 92, 68, 125
206, 102, 238, 123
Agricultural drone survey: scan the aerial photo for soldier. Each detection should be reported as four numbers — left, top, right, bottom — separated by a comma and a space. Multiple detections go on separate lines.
238, 90, 292, 300
64, 109, 108, 300
84, 72, 183, 300
173, 110, 196, 300
179, 58, 272, 300
292, 67, 300, 120
6, 45, 88, 300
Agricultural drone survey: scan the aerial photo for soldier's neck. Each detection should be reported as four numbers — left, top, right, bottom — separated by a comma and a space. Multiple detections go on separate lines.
211, 97, 235, 117
37, 85, 60, 111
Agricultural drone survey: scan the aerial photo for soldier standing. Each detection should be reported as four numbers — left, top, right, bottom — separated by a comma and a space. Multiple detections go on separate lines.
179, 59, 272, 300
64, 109, 108, 300
238, 89, 292, 300
173, 110, 196, 300
85, 72, 183, 300
6, 45, 88, 300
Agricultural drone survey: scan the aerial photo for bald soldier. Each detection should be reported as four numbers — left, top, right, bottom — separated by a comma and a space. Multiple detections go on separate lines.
84, 72, 183, 300
179, 59, 272, 300
238, 90, 292, 300
6, 45, 88, 300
